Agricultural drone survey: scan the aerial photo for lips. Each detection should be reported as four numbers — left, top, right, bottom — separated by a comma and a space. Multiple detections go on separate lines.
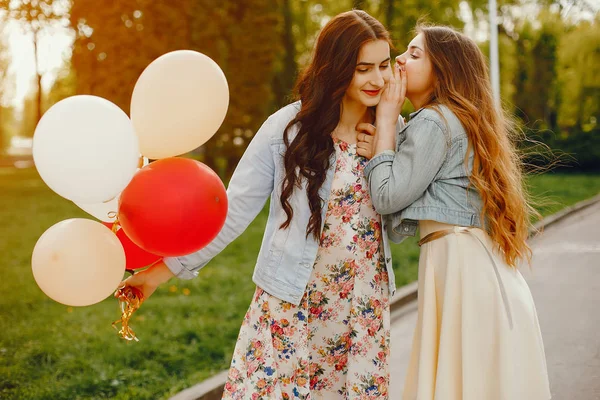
363, 89, 381, 97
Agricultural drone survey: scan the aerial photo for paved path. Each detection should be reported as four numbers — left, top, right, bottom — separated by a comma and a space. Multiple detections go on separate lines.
389, 200, 600, 399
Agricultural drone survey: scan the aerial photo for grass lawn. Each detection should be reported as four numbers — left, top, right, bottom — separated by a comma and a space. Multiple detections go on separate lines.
1, 168, 598, 399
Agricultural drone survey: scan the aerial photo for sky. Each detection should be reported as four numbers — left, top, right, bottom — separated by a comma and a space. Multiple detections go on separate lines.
2, 0, 598, 113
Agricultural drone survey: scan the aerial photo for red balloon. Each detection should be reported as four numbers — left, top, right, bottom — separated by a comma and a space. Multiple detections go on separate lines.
103, 222, 162, 271
118, 157, 228, 257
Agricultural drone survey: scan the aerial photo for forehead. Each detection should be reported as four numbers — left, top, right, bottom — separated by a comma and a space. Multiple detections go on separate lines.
357, 39, 390, 62
408, 33, 425, 49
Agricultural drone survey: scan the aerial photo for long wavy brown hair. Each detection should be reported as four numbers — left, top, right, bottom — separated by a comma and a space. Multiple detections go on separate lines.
280, 10, 391, 239
419, 25, 538, 266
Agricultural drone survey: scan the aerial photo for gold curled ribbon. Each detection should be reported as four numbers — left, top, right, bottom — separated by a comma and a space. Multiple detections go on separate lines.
109, 216, 120, 234
112, 286, 144, 342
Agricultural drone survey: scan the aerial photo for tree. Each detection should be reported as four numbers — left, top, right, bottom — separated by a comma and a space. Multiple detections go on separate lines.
0, 0, 68, 127
0, 19, 11, 153
531, 27, 559, 130
198, 0, 282, 177
46, 62, 75, 107
70, 0, 282, 178
511, 20, 536, 123
70, 0, 194, 114
21, 93, 38, 138
557, 18, 600, 130
383, 0, 394, 33
353, 0, 366, 9
272, 0, 297, 108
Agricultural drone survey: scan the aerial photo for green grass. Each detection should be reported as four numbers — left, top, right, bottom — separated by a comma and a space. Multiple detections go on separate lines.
525, 173, 600, 217
0, 168, 598, 399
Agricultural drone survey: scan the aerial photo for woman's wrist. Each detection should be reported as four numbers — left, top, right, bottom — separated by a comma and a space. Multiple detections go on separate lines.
373, 123, 396, 154
146, 260, 176, 288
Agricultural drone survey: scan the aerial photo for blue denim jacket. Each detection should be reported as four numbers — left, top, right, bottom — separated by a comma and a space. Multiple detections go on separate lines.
164, 102, 397, 305
364, 104, 483, 243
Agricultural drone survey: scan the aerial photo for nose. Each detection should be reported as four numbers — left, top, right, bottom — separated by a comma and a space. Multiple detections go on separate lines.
370, 68, 386, 88
396, 53, 407, 65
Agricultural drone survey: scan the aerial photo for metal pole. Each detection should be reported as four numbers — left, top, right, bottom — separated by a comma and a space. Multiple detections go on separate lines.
489, 0, 501, 107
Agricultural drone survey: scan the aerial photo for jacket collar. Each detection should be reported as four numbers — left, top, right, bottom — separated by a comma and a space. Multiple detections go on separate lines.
408, 107, 426, 120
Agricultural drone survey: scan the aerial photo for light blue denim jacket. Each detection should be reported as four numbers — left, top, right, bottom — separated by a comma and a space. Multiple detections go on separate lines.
164, 101, 397, 305
364, 104, 483, 243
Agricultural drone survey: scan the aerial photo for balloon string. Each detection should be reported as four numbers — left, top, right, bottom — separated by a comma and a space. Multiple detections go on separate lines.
112, 286, 144, 342
110, 216, 120, 234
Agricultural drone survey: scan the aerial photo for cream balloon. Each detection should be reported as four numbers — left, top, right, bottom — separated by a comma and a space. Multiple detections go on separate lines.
131, 50, 229, 159
33, 95, 140, 203
32, 219, 126, 307
73, 157, 149, 222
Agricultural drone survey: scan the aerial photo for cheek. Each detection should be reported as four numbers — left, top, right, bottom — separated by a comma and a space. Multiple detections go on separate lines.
406, 62, 428, 90
421, 60, 435, 87
406, 61, 420, 77
349, 75, 365, 91
354, 74, 371, 89
382, 68, 392, 83
404, 63, 418, 89
425, 67, 436, 89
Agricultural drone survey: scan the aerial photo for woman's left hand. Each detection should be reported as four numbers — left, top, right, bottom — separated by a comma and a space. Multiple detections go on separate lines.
356, 123, 376, 159
376, 63, 407, 129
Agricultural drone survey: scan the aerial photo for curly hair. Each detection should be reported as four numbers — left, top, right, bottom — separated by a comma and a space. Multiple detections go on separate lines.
280, 10, 391, 239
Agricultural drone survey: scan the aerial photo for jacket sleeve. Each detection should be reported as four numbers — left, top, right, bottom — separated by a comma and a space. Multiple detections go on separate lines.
163, 115, 282, 279
364, 118, 448, 215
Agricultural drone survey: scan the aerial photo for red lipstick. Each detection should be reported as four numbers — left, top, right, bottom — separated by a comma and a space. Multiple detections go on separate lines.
363, 89, 381, 96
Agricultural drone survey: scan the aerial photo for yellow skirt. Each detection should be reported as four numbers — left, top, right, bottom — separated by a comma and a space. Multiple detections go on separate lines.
402, 220, 551, 400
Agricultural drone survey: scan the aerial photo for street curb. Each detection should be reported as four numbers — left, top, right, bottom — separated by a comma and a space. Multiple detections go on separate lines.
169, 192, 600, 400
169, 371, 229, 400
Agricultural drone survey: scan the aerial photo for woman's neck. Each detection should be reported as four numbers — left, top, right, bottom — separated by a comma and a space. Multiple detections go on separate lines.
334, 98, 370, 142
409, 90, 434, 111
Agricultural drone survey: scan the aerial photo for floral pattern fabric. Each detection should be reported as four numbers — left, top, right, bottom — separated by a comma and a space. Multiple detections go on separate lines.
222, 138, 391, 399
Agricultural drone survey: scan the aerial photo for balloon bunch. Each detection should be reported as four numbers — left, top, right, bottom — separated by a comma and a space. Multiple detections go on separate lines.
31, 51, 230, 329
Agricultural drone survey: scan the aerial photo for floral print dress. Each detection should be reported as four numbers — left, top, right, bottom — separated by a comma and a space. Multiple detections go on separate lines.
222, 138, 391, 399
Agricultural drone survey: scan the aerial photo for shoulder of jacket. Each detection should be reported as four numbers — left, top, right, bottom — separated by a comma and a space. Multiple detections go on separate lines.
267, 101, 302, 126
260, 101, 302, 142
417, 105, 465, 137
410, 107, 446, 134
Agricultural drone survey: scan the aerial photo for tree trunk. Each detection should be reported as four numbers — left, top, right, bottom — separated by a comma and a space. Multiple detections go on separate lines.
385, 0, 394, 31
33, 29, 43, 129
353, 0, 366, 10
225, 150, 238, 179
202, 140, 219, 176
0, 106, 4, 155
273, 0, 297, 107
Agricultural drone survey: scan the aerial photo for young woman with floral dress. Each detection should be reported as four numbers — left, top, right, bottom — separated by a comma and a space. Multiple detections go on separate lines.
122, 10, 403, 399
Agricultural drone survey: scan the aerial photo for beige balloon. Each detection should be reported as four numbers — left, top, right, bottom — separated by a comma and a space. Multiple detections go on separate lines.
32, 219, 126, 306
131, 50, 229, 159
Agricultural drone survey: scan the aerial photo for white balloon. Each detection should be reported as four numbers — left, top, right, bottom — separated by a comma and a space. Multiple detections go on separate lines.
33, 95, 140, 203
131, 50, 229, 159
73, 157, 149, 222
74, 195, 120, 223
32, 219, 126, 307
